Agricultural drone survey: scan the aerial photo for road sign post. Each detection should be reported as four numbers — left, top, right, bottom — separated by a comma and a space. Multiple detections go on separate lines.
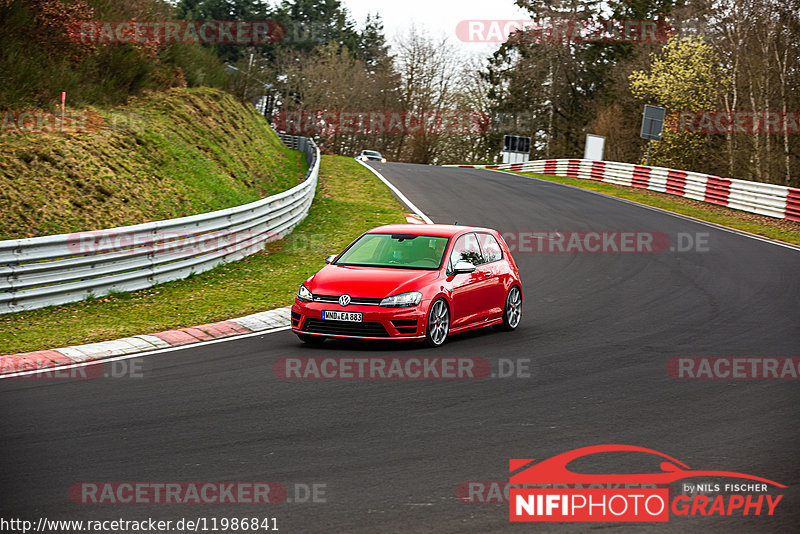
584, 134, 605, 161
502, 135, 531, 164
60, 92, 66, 132
640, 105, 665, 166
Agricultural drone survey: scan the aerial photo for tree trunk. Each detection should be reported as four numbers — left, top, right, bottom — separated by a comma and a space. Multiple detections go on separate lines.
748, 80, 762, 181
775, 47, 791, 185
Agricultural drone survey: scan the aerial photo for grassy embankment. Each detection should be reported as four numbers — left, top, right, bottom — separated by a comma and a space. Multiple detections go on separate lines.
1, 87, 306, 239
0, 89, 407, 354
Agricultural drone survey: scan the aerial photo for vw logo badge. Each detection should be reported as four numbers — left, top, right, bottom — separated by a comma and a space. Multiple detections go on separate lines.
339, 294, 351, 307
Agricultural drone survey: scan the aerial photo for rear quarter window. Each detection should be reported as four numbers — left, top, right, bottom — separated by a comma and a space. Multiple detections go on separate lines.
477, 233, 503, 263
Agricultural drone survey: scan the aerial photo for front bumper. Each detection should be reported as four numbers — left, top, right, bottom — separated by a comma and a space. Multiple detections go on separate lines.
291, 300, 428, 340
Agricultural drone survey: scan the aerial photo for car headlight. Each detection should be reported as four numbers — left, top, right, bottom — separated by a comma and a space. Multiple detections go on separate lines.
297, 284, 313, 302
381, 158, 386, 163
380, 291, 422, 307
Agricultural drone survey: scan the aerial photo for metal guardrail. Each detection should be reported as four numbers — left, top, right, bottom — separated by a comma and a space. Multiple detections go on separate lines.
0, 134, 319, 314
450, 159, 800, 223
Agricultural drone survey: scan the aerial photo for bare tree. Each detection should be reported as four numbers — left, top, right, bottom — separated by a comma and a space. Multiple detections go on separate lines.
393, 26, 462, 163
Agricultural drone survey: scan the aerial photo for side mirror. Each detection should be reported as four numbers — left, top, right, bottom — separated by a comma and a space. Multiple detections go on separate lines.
452, 261, 476, 274
325, 254, 337, 264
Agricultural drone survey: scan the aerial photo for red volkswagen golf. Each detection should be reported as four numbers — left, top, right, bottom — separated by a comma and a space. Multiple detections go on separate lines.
291, 224, 522, 347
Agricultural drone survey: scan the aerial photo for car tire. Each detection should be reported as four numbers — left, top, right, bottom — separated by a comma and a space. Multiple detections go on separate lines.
425, 298, 450, 347
297, 333, 325, 345
494, 285, 522, 332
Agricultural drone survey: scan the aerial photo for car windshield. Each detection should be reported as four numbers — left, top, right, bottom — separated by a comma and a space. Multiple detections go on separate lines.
335, 233, 449, 270
363, 151, 382, 157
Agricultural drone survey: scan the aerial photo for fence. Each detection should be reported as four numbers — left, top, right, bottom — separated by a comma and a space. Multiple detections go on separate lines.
451, 159, 800, 222
0, 134, 319, 314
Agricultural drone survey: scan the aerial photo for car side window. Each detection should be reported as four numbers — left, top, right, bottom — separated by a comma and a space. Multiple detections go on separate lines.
477, 233, 503, 263
449, 233, 483, 268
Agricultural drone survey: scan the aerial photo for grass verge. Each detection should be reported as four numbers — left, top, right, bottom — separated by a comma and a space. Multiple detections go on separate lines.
513, 171, 800, 246
0, 156, 406, 355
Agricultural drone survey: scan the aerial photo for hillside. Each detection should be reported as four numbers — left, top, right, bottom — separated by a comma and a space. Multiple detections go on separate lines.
0, 87, 307, 239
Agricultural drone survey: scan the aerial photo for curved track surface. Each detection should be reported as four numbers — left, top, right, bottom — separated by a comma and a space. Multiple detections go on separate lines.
2, 163, 799, 532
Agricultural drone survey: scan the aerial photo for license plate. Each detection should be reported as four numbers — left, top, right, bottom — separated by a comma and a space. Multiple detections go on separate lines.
322, 310, 363, 322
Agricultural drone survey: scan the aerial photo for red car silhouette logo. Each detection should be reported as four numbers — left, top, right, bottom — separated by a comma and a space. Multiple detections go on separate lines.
510, 444, 785, 487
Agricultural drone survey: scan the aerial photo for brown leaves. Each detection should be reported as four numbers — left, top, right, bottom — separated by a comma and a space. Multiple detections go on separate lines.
29, 0, 97, 62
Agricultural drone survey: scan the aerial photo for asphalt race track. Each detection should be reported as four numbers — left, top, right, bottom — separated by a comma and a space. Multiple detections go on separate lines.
2, 163, 799, 532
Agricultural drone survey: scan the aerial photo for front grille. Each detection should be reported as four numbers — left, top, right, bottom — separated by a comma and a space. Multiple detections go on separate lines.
302, 319, 390, 337
312, 294, 383, 306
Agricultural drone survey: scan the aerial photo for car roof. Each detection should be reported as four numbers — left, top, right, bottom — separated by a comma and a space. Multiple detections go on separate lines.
366, 224, 494, 238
